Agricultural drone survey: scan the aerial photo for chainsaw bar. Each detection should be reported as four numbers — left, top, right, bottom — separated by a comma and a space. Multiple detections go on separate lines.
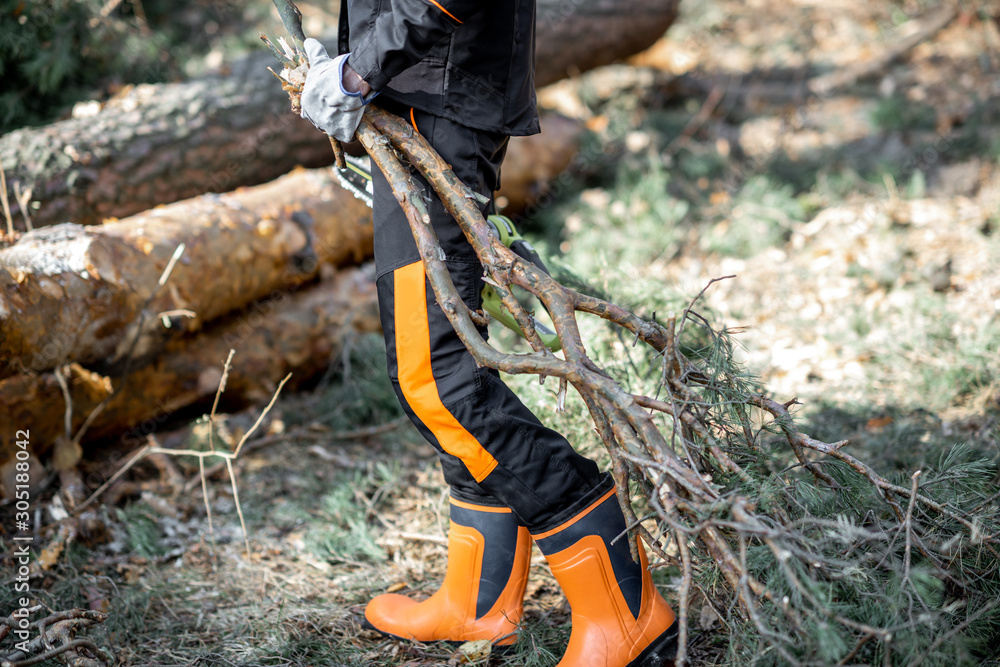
335, 153, 375, 208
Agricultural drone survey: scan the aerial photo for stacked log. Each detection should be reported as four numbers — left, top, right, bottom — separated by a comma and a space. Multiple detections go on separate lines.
0, 267, 380, 458
535, 0, 680, 86
0, 168, 372, 380
0, 113, 585, 382
0, 115, 585, 466
0, 57, 337, 229
497, 113, 586, 213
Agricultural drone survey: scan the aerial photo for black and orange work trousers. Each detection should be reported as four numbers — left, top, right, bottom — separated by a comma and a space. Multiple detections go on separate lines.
371, 106, 611, 534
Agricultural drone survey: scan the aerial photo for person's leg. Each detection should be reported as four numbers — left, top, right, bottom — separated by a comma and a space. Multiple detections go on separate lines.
368, 107, 576, 644
371, 107, 607, 530
369, 108, 677, 662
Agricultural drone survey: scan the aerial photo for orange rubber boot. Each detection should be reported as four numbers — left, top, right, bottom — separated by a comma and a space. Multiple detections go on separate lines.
532, 487, 678, 666
364, 497, 530, 646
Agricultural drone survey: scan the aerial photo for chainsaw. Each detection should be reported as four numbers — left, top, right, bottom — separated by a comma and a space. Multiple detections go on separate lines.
336, 153, 561, 352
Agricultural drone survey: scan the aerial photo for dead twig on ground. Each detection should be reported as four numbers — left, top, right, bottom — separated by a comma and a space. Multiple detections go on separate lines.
0, 166, 12, 238
669, 5, 960, 110
809, 4, 959, 96
75, 351, 291, 565
0, 608, 111, 667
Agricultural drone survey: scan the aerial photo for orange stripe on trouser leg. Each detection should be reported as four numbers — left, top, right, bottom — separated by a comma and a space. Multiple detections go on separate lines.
394, 261, 498, 482
423, 0, 464, 23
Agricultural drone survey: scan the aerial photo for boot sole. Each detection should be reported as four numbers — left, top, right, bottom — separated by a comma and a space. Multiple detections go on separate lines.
363, 616, 675, 663
627, 622, 680, 667
361, 617, 519, 655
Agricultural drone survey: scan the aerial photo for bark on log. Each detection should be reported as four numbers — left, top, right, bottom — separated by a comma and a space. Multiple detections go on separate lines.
497, 113, 586, 214
0, 113, 584, 381
0, 0, 677, 228
0, 267, 380, 468
535, 0, 681, 87
0, 56, 337, 229
0, 168, 373, 380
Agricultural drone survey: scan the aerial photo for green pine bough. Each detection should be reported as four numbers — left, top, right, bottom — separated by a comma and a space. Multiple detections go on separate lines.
264, 3, 1000, 665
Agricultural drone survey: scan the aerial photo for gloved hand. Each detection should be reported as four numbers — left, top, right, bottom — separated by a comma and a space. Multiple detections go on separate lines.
300, 38, 372, 142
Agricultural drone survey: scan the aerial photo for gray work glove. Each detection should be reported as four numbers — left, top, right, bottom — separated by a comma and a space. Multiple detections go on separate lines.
300, 38, 369, 142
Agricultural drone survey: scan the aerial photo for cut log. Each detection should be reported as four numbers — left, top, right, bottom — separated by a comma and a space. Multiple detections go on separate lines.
0, 56, 337, 229
0, 267, 380, 469
535, 0, 681, 87
0, 168, 373, 380
497, 113, 586, 214
1, 0, 678, 228
0, 113, 584, 381
0, 113, 585, 381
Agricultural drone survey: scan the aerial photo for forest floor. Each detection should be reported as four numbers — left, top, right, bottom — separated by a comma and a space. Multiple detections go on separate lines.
2, 0, 999, 665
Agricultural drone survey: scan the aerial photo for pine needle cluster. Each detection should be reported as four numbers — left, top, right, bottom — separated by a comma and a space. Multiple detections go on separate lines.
0, 0, 237, 134
636, 316, 1000, 666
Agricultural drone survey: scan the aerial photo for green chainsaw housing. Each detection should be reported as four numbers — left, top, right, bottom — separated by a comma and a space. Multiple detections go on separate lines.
483, 215, 561, 352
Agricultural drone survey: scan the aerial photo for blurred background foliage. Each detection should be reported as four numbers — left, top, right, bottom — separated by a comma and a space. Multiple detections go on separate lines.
0, 0, 270, 133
